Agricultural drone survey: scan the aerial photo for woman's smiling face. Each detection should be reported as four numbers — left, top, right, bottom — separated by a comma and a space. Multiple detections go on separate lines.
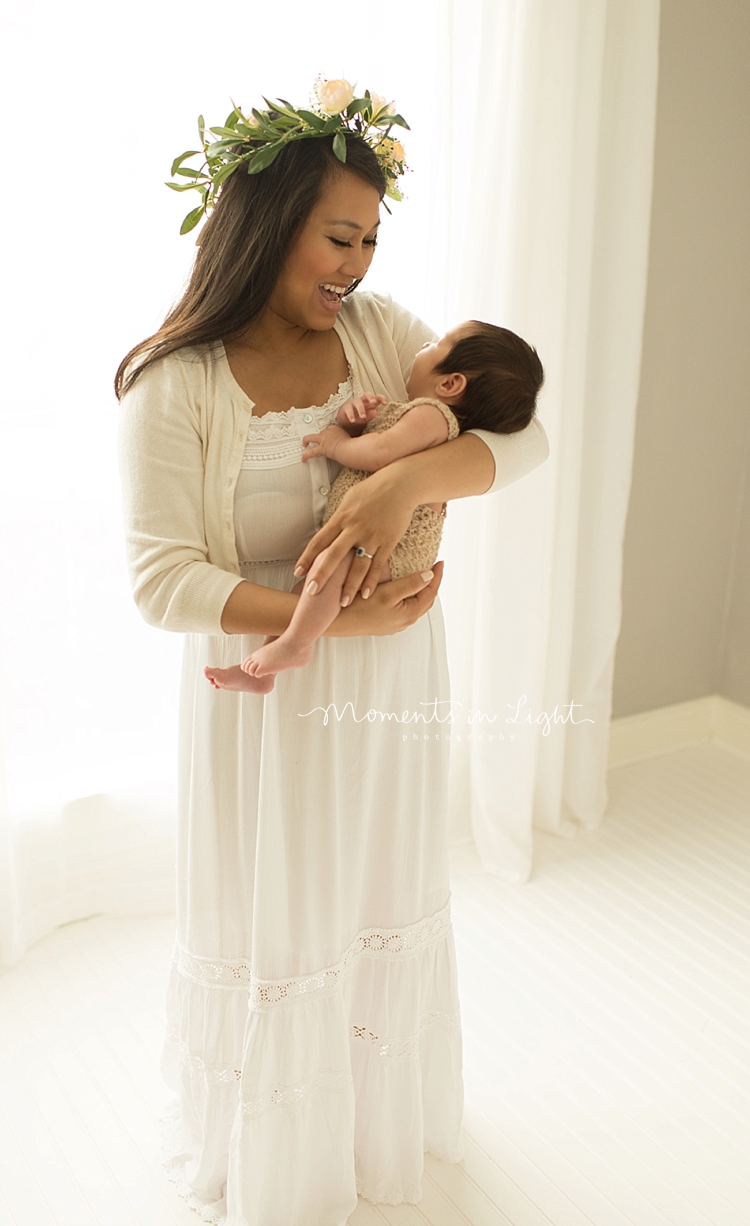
268, 169, 381, 331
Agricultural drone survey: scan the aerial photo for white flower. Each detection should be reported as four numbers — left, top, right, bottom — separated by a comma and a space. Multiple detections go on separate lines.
368, 92, 391, 117
316, 78, 354, 115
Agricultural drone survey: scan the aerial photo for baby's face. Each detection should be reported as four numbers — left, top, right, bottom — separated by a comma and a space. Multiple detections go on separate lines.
406, 321, 475, 399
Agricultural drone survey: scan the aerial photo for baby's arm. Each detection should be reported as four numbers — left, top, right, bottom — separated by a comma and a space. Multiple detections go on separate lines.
303, 402, 450, 472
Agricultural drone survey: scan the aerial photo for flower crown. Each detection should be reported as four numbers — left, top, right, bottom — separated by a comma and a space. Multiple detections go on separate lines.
167, 77, 410, 235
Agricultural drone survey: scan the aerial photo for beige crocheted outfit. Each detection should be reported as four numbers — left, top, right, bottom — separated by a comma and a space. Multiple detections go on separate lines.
322, 397, 461, 580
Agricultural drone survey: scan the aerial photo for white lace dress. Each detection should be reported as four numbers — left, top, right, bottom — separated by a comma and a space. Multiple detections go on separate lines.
161, 373, 464, 1226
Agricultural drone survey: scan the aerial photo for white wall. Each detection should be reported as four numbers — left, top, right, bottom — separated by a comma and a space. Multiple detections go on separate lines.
612, 0, 750, 718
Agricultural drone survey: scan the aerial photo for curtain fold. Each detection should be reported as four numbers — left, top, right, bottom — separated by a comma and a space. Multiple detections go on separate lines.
439, 0, 661, 878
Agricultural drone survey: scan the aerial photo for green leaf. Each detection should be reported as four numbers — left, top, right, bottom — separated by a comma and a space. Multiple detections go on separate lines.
208, 125, 245, 138
170, 150, 201, 176
204, 139, 243, 155
197, 114, 205, 142
262, 95, 297, 121
180, 205, 206, 235
224, 109, 240, 128
332, 130, 347, 163
296, 109, 327, 130
173, 166, 203, 178
211, 159, 241, 187
246, 141, 285, 173
166, 180, 203, 193
346, 97, 370, 118
386, 114, 410, 130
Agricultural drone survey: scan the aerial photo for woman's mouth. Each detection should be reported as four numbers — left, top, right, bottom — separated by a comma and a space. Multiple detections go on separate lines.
318, 283, 348, 311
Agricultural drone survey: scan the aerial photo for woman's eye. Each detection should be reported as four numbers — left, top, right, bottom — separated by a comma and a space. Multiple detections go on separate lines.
328, 237, 378, 249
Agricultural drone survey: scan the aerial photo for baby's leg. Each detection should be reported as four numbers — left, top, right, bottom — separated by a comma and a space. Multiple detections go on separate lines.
243, 552, 353, 677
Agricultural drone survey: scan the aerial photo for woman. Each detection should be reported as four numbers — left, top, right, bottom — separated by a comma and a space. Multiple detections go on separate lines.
117, 109, 548, 1226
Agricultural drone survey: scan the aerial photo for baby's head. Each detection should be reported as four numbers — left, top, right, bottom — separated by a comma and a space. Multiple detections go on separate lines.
406, 321, 544, 434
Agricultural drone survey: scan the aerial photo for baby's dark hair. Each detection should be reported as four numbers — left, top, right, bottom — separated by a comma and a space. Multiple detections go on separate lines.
434, 321, 544, 434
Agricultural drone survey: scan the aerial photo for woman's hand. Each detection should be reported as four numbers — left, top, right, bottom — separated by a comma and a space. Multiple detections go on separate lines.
294, 465, 417, 604
324, 561, 444, 637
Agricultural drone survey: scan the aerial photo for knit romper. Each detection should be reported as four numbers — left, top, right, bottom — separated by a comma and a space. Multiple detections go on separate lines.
322, 397, 461, 580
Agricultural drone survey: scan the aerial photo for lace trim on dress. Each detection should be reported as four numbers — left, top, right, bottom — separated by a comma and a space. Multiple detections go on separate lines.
240, 1069, 353, 1120
350, 1008, 461, 1060
174, 901, 453, 1007
241, 375, 353, 470
166, 1005, 460, 1113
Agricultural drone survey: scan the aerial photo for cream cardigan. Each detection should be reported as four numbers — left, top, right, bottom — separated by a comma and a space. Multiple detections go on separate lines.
118, 292, 549, 636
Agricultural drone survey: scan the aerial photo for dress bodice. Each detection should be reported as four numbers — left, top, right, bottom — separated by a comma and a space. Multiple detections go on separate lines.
233, 375, 353, 566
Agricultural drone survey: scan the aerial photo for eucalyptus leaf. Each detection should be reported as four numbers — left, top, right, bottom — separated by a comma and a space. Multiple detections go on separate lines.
198, 115, 205, 142
174, 166, 203, 178
180, 205, 206, 235
166, 180, 203, 193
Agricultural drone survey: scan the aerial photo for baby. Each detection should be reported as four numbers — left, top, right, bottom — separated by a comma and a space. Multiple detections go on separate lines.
205, 320, 544, 693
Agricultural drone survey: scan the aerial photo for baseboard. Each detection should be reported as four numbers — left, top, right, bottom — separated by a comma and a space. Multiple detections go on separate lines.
608, 694, 750, 767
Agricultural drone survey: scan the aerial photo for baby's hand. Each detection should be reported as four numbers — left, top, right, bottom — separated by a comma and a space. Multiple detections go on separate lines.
301, 423, 350, 462
336, 393, 387, 431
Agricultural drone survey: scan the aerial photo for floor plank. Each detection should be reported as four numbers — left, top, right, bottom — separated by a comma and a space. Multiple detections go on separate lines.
0, 742, 747, 1224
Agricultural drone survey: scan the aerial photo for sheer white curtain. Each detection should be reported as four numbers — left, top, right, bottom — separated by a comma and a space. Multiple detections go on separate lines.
435, 0, 661, 878
0, 0, 660, 963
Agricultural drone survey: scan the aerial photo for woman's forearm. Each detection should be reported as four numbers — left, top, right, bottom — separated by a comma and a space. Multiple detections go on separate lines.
382, 431, 496, 504
220, 580, 299, 636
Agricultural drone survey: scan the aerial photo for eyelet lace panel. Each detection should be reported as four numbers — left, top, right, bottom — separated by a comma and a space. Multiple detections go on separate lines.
168, 1009, 460, 1126
174, 901, 453, 1008
350, 1008, 461, 1060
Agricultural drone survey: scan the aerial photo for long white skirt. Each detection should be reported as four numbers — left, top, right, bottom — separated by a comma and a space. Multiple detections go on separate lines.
161, 560, 464, 1226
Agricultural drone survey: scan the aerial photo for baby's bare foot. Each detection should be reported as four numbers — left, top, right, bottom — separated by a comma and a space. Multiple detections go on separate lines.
204, 665, 275, 693
243, 637, 313, 677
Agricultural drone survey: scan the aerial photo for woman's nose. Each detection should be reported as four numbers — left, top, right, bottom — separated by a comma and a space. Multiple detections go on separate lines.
340, 245, 370, 279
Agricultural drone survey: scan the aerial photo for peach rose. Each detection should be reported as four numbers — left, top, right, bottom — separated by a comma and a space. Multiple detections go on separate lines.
316, 78, 354, 115
378, 137, 405, 163
368, 92, 392, 117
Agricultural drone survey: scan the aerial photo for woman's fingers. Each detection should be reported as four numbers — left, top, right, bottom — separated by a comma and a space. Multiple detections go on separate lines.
340, 549, 386, 605
397, 560, 444, 622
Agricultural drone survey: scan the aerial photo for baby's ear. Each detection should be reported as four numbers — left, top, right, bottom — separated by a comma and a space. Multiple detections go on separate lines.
436, 372, 467, 400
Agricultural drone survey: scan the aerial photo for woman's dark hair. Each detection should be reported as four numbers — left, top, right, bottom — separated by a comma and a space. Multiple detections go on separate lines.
435, 322, 544, 434
114, 134, 386, 399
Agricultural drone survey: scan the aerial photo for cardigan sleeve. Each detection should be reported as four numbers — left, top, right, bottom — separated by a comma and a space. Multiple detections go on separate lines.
387, 296, 550, 494
117, 355, 244, 635
467, 417, 550, 494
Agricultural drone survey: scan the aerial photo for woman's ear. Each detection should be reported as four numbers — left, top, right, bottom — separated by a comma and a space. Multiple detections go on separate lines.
435, 371, 467, 401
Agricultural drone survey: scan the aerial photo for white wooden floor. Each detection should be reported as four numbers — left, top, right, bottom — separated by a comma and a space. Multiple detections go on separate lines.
1, 742, 748, 1226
